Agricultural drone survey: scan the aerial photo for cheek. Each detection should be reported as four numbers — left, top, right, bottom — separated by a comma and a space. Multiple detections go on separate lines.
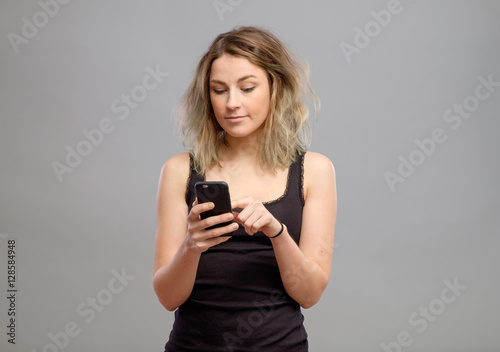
257, 93, 271, 117
210, 96, 224, 116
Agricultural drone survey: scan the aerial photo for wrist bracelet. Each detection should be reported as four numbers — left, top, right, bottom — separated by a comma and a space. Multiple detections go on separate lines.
269, 221, 284, 238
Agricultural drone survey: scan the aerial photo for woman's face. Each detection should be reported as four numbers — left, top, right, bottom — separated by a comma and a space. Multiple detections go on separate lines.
209, 54, 271, 140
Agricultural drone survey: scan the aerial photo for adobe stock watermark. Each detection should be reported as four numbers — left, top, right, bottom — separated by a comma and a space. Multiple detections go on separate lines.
51, 64, 169, 182
30, 267, 134, 352
6, 0, 72, 54
380, 277, 467, 352
213, 0, 243, 21
339, 0, 413, 64
385, 73, 500, 192
2, 233, 18, 345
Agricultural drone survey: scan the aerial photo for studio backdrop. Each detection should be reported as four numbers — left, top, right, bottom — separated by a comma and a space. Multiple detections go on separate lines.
0, 1, 499, 351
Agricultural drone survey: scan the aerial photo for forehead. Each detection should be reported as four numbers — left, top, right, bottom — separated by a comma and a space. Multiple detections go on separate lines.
210, 54, 266, 81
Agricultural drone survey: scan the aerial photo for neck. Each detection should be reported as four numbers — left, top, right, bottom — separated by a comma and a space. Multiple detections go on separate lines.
221, 133, 260, 164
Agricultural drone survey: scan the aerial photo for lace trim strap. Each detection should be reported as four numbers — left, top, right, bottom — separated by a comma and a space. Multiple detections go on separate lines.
184, 154, 194, 206
299, 153, 305, 207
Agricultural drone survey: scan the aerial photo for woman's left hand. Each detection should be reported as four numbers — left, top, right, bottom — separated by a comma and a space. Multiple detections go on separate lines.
231, 197, 282, 237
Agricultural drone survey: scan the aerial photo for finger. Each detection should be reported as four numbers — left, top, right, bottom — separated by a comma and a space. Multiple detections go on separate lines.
238, 216, 257, 235
206, 221, 239, 238
193, 220, 237, 241
193, 232, 233, 252
231, 197, 253, 210
202, 212, 234, 231
208, 233, 233, 247
194, 201, 215, 215
252, 217, 275, 235
234, 202, 256, 224
188, 201, 214, 220
245, 212, 266, 234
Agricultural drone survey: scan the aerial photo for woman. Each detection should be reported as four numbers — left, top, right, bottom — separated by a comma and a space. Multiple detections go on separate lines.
153, 26, 337, 351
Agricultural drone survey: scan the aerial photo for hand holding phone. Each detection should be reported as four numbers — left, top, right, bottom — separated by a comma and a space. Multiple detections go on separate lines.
195, 181, 235, 235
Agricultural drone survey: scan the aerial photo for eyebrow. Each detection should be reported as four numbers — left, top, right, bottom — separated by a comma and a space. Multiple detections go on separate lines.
210, 74, 257, 85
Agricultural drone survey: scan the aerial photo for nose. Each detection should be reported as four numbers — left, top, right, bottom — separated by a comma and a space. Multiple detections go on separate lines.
226, 90, 241, 110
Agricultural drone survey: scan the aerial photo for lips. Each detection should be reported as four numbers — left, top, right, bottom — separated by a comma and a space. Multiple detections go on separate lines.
225, 116, 246, 122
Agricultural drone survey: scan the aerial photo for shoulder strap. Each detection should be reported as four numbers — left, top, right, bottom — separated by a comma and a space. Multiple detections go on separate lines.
286, 153, 305, 207
297, 153, 305, 206
185, 154, 204, 208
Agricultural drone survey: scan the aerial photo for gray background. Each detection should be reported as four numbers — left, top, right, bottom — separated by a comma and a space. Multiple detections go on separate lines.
1, 1, 499, 351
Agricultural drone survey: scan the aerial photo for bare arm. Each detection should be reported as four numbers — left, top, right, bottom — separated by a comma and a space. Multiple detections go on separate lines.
152, 154, 236, 311
273, 152, 336, 308
232, 152, 336, 308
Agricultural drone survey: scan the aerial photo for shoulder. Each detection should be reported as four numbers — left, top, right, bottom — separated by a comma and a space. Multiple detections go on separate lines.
303, 151, 335, 175
159, 153, 191, 190
303, 152, 336, 200
161, 152, 190, 171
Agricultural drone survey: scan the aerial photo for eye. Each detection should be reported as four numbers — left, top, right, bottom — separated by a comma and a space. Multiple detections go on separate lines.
212, 89, 226, 95
242, 87, 255, 93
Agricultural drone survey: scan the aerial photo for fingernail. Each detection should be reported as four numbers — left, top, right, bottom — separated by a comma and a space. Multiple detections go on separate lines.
226, 214, 233, 221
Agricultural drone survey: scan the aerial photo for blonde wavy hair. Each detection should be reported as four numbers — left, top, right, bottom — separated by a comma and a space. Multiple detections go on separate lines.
178, 26, 319, 174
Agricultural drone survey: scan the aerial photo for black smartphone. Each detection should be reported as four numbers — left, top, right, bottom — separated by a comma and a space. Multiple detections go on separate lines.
195, 181, 234, 234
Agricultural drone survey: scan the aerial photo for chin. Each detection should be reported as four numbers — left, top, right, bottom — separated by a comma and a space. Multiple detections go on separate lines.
224, 131, 250, 139
224, 127, 261, 139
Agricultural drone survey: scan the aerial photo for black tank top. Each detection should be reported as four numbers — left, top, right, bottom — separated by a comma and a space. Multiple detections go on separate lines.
164, 154, 308, 352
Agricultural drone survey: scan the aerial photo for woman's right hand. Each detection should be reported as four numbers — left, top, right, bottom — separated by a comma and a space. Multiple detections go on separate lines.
186, 199, 238, 252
